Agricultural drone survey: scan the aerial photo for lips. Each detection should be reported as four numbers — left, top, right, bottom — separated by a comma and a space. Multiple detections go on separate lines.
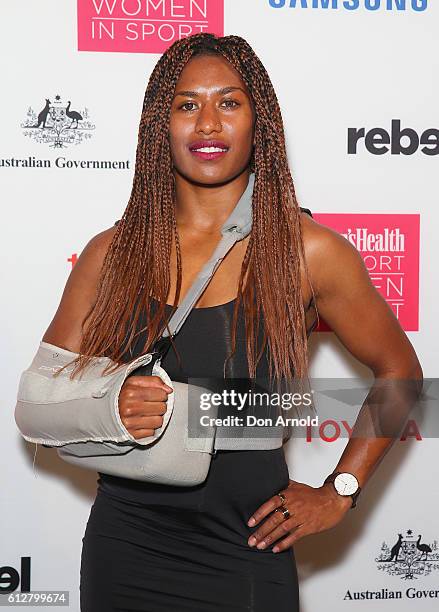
188, 139, 229, 161
188, 139, 229, 152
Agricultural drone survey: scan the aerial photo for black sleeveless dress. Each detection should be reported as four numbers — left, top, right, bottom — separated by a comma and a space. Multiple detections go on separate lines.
79, 210, 314, 611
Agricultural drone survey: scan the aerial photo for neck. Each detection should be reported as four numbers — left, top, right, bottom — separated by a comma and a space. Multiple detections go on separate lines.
172, 169, 251, 235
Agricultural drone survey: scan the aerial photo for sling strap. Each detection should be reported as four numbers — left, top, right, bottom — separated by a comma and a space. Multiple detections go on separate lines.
165, 172, 254, 337
147, 172, 255, 364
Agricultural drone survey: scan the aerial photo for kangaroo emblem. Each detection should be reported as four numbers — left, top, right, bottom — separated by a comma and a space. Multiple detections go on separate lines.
385, 533, 403, 561
32, 98, 51, 128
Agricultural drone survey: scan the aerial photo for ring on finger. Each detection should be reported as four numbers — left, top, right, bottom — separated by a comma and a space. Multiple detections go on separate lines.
275, 505, 291, 521
277, 492, 286, 505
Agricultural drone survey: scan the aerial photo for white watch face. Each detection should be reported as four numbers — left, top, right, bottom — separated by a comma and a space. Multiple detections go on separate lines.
334, 473, 359, 496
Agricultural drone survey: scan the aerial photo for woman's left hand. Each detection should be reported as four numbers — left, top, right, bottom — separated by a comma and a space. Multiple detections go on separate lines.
246, 479, 352, 553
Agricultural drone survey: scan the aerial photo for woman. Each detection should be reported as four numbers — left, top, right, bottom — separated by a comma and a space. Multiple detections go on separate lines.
39, 34, 422, 611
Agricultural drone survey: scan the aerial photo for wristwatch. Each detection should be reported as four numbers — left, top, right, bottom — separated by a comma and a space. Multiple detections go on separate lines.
323, 471, 361, 508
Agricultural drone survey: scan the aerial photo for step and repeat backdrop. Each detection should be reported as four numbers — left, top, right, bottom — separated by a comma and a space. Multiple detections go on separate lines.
2, 1, 437, 610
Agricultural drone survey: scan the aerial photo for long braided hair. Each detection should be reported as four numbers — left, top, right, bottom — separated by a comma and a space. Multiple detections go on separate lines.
55, 33, 317, 390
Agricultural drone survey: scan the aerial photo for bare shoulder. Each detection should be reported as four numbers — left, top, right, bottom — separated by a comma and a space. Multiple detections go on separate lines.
298, 211, 422, 377
41, 224, 119, 352
299, 210, 370, 300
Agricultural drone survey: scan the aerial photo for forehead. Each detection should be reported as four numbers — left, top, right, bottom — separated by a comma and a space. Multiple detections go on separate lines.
175, 54, 248, 93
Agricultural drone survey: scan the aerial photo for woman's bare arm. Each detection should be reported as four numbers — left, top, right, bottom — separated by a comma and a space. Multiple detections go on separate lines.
41, 225, 117, 352
303, 213, 423, 492
303, 214, 421, 376
245, 214, 423, 552
15, 223, 171, 448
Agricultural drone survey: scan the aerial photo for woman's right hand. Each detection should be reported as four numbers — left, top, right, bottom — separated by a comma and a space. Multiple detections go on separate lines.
118, 375, 173, 440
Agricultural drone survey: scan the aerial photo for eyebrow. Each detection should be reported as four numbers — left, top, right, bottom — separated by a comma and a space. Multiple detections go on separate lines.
173, 86, 247, 98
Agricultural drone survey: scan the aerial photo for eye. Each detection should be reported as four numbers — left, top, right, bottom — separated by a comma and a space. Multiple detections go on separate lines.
221, 99, 239, 109
179, 101, 197, 111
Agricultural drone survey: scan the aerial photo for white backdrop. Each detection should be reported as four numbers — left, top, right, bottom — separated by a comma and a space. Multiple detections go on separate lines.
2, 1, 437, 610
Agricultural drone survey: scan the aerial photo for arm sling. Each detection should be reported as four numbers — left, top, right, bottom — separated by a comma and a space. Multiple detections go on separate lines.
14, 173, 268, 486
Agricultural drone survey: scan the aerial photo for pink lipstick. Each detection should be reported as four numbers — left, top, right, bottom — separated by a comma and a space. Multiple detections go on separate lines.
188, 139, 229, 161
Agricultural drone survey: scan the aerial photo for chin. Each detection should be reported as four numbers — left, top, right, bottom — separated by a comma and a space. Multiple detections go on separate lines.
174, 166, 227, 186
173, 162, 250, 187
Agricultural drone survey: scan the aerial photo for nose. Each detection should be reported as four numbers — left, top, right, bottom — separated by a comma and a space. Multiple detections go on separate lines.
195, 102, 222, 135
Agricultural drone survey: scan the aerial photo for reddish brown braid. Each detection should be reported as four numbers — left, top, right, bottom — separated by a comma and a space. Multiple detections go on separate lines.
54, 33, 316, 392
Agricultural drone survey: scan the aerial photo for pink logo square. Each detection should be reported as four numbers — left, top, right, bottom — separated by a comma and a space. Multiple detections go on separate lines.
312, 214, 420, 332
77, 0, 224, 54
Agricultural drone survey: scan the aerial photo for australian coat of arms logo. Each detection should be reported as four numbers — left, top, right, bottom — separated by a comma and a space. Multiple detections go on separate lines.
376, 530, 439, 579
21, 95, 95, 148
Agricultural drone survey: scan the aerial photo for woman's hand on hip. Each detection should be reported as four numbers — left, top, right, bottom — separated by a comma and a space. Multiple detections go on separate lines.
246, 479, 352, 553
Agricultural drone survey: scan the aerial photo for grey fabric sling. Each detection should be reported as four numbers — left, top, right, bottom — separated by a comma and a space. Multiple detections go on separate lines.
16, 173, 287, 486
